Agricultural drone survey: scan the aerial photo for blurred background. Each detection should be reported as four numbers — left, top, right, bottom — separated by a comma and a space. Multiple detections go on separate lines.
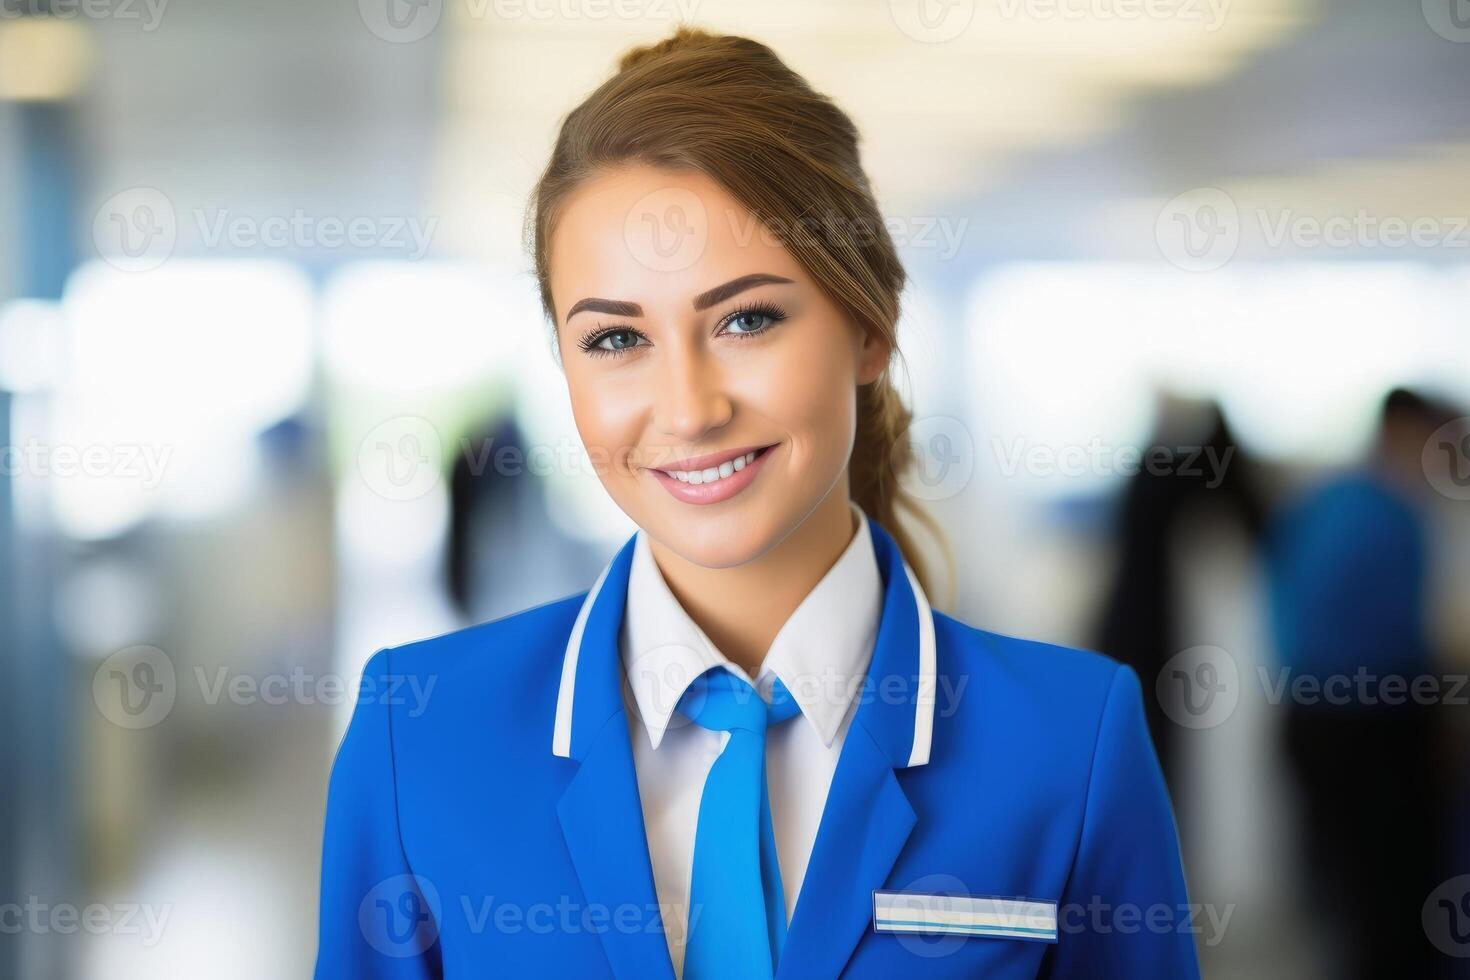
2, 0, 1468, 976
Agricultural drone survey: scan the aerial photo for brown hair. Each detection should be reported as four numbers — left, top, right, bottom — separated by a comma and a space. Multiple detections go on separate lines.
526, 26, 944, 594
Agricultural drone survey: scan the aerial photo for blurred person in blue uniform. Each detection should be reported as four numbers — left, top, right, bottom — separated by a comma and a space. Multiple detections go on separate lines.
1266, 388, 1454, 979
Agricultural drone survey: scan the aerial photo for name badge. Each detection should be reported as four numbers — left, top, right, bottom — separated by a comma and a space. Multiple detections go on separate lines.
872, 890, 1058, 943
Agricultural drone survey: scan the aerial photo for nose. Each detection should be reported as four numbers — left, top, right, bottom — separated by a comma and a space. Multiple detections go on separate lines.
652, 341, 732, 442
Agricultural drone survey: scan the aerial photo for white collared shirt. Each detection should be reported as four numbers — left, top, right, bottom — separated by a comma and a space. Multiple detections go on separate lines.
618, 507, 884, 978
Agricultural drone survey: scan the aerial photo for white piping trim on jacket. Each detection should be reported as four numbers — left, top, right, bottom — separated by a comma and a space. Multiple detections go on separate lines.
551, 560, 614, 758
902, 560, 936, 768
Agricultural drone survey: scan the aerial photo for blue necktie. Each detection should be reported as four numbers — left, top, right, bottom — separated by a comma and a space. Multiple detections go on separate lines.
676, 666, 802, 979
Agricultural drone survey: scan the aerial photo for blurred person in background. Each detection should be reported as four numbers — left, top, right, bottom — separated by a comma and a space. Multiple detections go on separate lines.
1094, 395, 1268, 795
1265, 387, 1456, 980
446, 415, 603, 624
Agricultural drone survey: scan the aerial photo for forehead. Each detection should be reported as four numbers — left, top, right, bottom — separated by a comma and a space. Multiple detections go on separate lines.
547, 165, 805, 318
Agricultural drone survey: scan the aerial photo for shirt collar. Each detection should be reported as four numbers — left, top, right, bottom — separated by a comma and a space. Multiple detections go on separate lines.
620, 505, 883, 751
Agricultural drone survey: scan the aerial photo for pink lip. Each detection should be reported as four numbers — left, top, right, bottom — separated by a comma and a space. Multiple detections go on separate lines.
648, 445, 776, 505
654, 444, 771, 472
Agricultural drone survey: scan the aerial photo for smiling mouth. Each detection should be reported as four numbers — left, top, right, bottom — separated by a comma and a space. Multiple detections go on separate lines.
659, 449, 763, 485
648, 444, 776, 504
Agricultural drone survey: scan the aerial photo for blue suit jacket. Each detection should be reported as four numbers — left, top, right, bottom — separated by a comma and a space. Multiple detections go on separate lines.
315, 521, 1199, 978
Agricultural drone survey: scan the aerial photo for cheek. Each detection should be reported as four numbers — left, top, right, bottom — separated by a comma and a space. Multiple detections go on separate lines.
565, 367, 646, 468
731, 331, 859, 473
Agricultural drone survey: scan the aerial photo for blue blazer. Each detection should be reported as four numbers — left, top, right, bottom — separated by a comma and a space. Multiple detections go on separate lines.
315, 521, 1199, 978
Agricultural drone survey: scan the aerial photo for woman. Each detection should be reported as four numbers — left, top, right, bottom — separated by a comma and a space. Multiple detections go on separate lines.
314, 27, 1198, 979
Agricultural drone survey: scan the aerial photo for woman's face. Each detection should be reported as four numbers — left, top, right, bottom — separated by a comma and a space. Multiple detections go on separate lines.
548, 165, 888, 568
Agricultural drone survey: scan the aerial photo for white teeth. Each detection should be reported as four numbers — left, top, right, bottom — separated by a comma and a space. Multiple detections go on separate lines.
661, 449, 763, 485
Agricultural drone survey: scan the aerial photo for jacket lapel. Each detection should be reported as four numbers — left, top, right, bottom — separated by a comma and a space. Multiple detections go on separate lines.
776, 519, 937, 979
776, 725, 917, 978
550, 520, 937, 980
553, 537, 677, 980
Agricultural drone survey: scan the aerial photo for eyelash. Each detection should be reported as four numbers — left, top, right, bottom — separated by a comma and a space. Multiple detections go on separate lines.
575, 302, 790, 358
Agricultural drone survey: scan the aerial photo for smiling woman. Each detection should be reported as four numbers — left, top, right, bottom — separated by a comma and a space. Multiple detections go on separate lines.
544, 163, 893, 592
313, 25, 1200, 980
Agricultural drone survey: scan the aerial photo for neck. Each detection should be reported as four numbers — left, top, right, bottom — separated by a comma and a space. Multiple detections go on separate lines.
647, 485, 859, 680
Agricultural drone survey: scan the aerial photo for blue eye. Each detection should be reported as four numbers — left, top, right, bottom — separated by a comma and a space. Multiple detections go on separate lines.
720, 303, 788, 337
578, 328, 648, 357
597, 330, 643, 350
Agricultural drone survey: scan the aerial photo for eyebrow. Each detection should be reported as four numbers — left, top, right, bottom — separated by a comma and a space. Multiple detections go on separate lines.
564, 273, 794, 323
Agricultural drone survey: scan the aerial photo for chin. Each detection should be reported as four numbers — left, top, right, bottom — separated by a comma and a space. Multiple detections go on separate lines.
641, 506, 791, 570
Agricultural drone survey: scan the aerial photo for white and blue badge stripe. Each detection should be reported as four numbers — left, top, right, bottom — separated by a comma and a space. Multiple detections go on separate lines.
872, 890, 1059, 943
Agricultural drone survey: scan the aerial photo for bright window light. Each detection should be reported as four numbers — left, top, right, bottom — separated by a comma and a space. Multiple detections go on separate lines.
51, 260, 314, 539
967, 261, 1469, 494
320, 261, 505, 393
